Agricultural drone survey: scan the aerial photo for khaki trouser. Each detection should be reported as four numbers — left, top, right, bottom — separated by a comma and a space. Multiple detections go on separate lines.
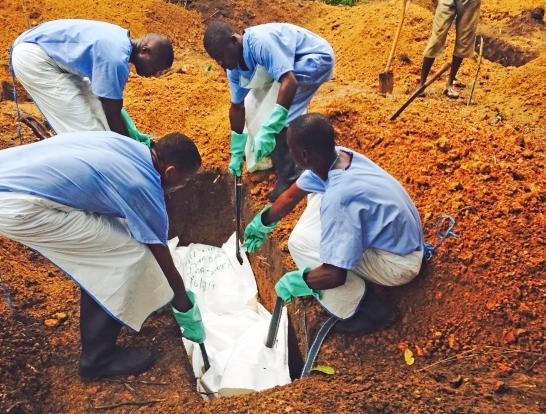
287, 193, 423, 319
423, 0, 481, 59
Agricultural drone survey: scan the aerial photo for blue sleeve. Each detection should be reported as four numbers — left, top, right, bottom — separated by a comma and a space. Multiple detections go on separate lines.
248, 35, 295, 82
90, 41, 130, 99
319, 187, 365, 270
296, 170, 325, 194
227, 69, 250, 104
122, 186, 169, 246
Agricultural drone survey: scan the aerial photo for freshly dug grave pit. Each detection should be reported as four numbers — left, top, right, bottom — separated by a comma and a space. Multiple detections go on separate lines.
167, 171, 306, 379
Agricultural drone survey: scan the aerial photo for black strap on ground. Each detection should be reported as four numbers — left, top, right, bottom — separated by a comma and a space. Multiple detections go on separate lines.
265, 296, 338, 375
199, 343, 211, 371
234, 175, 243, 264
301, 316, 338, 378
265, 296, 284, 348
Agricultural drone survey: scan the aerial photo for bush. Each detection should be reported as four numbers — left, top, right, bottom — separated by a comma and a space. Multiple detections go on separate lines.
324, 0, 360, 6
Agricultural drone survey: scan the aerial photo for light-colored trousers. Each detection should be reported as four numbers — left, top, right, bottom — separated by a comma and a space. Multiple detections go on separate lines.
288, 193, 423, 319
11, 42, 110, 134
0, 192, 173, 331
423, 0, 482, 59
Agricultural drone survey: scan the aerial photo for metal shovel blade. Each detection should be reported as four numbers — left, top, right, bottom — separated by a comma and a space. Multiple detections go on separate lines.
379, 71, 394, 95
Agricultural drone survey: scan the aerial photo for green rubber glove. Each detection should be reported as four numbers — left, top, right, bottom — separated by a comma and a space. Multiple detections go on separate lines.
121, 108, 152, 148
171, 290, 206, 344
241, 205, 279, 253
228, 131, 248, 176
251, 104, 288, 161
275, 267, 320, 303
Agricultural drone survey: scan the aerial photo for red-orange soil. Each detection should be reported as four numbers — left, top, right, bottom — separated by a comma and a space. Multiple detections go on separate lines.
1, 0, 545, 413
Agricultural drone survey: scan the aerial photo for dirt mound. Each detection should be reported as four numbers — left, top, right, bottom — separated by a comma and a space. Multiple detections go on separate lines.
1, 0, 546, 413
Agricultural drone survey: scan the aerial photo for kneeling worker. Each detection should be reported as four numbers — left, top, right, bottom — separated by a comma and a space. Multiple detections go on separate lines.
0, 131, 205, 377
243, 113, 424, 333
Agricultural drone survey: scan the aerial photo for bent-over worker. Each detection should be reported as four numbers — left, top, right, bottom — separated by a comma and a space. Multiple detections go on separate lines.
0, 131, 204, 378
203, 21, 335, 201
243, 113, 424, 334
10, 19, 174, 139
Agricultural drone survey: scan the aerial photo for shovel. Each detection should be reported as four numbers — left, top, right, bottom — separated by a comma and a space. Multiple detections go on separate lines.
467, 36, 484, 106
234, 175, 243, 265
390, 62, 451, 121
379, 0, 411, 95
199, 343, 211, 371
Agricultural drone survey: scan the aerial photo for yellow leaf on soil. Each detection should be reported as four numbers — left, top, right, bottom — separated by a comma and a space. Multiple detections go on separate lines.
404, 348, 415, 365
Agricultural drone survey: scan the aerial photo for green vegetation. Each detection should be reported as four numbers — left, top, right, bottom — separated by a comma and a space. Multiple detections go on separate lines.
324, 0, 360, 6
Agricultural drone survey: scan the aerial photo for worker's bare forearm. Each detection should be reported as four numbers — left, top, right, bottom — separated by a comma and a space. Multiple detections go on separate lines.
276, 71, 298, 109
102, 98, 130, 137
263, 185, 308, 225
229, 102, 246, 133
148, 244, 192, 312
305, 264, 347, 290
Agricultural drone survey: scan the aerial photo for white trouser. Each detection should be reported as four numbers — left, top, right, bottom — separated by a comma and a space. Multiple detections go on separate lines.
11, 42, 110, 134
0, 192, 173, 331
288, 193, 423, 319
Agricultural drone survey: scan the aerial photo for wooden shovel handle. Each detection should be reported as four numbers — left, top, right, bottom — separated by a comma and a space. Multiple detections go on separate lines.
384, 0, 408, 73
466, 36, 484, 106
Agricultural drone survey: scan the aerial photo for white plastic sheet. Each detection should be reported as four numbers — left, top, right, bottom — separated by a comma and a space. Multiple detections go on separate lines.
243, 82, 279, 173
169, 233, 291, 400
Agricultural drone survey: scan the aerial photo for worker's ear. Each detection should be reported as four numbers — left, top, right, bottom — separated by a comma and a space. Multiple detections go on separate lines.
301, 149, 310, 163
140, 45, 151, 56
163, 165, 176, 179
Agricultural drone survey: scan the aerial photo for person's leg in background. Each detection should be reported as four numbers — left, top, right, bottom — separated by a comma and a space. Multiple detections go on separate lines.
446, 0, 482, 96
419, 0, 456, 94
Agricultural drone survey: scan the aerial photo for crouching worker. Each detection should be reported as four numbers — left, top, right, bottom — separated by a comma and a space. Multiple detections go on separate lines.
243, 114, 424, 334
0, 131, 205, 377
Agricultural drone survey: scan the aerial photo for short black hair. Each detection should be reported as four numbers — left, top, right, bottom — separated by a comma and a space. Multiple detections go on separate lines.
288, 113, 335, 159
154, 132, 201, 173
148, 34, 174, 69
203, 21, 235, 51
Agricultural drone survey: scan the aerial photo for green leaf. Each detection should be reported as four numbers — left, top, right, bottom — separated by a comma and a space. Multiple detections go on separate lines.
311, 365, 335, 375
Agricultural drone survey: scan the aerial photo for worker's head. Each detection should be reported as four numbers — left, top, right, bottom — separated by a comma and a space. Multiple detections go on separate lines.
203, 21, 243, 71
152, 133, 201, 194
131, 33, 174, 77
287, 113, 335, 171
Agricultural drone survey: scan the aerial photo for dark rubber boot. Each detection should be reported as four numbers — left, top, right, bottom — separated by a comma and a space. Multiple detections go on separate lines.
331, 287, 396, 335
267, 129, 303, 202
78, 289, 154, 378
